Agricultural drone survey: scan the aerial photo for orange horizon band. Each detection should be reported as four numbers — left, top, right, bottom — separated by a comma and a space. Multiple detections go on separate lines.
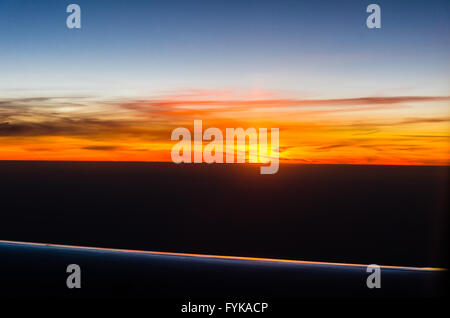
0, 159, 448, 167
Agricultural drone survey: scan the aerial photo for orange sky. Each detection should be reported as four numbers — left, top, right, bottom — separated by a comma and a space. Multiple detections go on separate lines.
0, 90, 449, 165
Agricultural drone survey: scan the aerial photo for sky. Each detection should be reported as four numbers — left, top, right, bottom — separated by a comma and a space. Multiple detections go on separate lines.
0, 0, 449, 165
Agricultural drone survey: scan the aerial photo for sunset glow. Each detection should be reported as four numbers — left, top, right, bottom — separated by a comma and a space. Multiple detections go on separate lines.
0, 93, 448, 165
0, 0, 449, 166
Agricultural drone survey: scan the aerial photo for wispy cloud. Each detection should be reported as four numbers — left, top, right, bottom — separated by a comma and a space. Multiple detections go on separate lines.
119, 95, 450, 116
81, 145, 121, 151
0, 92, 448, 165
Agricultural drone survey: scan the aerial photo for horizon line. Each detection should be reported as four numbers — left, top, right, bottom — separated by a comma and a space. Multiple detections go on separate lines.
0, 159, 448, 168
0, 240, 446, 272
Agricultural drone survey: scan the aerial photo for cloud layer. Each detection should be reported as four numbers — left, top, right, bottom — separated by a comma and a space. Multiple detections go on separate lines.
0, 92, 449, 165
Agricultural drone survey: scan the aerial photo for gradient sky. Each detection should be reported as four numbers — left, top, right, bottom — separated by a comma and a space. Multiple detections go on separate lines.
0, 0, 449, 164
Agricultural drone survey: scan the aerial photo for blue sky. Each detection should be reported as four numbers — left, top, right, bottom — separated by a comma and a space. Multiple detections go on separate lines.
0, 0, 449, 99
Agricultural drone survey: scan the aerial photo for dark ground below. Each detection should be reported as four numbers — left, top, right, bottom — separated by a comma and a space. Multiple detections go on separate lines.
0, 161, 448, 268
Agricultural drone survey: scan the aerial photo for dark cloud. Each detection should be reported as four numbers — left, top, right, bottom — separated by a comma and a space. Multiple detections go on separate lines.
82, 145, 120, 151
0, 94, 448, 141
0, 118, 131, 137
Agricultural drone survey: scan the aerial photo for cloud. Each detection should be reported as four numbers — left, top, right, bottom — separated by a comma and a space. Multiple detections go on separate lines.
400, 117, 450, 125
347, 117, 450, 130
0, 118, 131, 137
316, 144, 351, 150
397, 134, 449, 138
1, 94, 449, 153
82, 145, 120, 151
119, 95, 450, 113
